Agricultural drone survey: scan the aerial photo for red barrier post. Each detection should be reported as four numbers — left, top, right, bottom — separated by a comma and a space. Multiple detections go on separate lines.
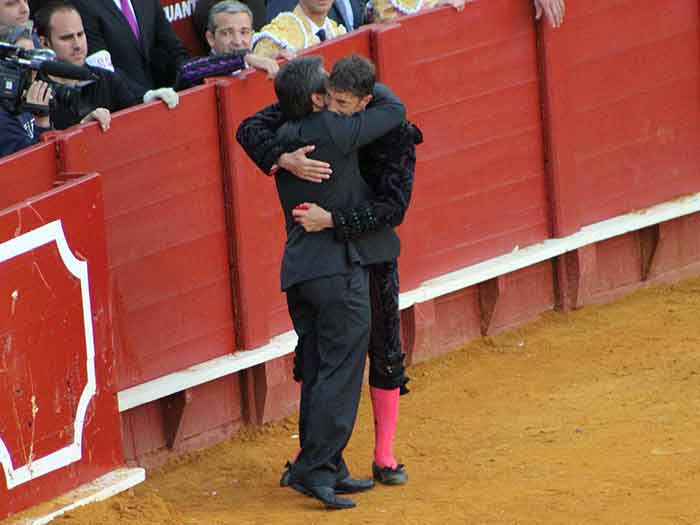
0, 175, 123, 520
372, 0, 550, 291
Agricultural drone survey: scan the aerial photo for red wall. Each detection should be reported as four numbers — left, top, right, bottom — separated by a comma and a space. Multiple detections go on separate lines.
540, 0, 700, 236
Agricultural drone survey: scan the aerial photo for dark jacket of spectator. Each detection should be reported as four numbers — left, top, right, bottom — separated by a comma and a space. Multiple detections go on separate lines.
51, 65, 142, 130
71, 0, 189, 92
266, 0, 366, 30
0, 106, 50, 157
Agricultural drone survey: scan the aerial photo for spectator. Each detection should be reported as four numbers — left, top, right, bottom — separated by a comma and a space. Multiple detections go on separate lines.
0, 0, 29, 29
192, 0, 266, 51
370, 0, 467, 23
251, 0, 345, 59
70, 0, 189, 92
176, 1, 279, 89
266, 0, 365, 32
35, 1, 177, 131
0, 25, 52, 157
205, 0, 278, 76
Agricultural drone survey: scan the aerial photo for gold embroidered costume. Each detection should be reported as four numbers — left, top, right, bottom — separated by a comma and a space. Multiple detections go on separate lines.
371, 0, 438, 22
252, 5, 347, 58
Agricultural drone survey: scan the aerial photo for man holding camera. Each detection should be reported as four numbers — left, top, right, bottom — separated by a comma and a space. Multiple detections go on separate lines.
33, 0, 177, 131
0, 25, 51, 157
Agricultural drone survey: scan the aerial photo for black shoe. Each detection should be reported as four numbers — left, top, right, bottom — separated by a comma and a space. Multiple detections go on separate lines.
279, 461, 292, 487
335, 476, 374, 494
290, 483, 356, 509
372, 462, 408, 485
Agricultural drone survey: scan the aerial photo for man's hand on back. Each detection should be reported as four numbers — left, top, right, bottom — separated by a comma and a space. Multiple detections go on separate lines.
278, 145, 332, 183
292, 203, 333, 232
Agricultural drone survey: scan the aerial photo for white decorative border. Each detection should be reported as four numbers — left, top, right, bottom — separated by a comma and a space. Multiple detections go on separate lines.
0, 220, 96, 490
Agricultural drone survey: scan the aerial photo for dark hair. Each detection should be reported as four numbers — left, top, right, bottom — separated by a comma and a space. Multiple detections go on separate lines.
34, 0, 78, 40
274, 56, 326, 120
328, 55, 375, 98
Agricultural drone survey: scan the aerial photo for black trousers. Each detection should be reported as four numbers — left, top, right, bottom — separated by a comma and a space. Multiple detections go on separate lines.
368, 260, 409, 393
286, 265, 370, 488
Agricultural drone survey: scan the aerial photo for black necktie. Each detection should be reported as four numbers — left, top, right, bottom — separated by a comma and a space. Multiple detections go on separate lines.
316, 28, 327, 42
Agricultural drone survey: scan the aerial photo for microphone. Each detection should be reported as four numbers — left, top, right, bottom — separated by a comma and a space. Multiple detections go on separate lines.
38, 60, 97, 81
176, 51, 247, 89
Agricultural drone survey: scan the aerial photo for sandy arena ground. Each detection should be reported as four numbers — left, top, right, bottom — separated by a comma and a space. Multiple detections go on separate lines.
51, 277, 700, 524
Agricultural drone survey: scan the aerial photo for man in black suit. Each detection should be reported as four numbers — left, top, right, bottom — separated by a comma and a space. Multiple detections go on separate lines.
237, 56, 405, 509
70, 0, 189, 92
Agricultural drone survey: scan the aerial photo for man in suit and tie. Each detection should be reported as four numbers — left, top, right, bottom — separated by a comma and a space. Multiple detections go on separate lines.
251, 0, 347, 59
236, 55, 406, 509
70, 0, 189, 92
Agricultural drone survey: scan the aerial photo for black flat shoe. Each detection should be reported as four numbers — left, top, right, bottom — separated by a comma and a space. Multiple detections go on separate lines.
279, 461, 292, 487
335, 476, 374, 494
372, 462, 408, 485
290, 483, 356, 509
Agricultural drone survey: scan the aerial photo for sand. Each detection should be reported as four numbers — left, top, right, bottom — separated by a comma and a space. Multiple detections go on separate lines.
52, 277, 700, 524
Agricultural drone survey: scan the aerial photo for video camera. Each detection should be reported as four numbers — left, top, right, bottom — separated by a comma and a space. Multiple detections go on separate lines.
0, 41, 97, 115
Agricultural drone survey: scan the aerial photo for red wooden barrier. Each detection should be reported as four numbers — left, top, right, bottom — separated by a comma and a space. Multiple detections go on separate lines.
218, 28, 374, 350
372, 0, 550, 290
54, 86, 235, 390
540, 0, 700, 235
0, 141, 57, 211
0, 175, 123, 520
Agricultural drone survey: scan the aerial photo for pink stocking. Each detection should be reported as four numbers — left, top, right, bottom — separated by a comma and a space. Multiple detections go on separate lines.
370, 386, 400, 469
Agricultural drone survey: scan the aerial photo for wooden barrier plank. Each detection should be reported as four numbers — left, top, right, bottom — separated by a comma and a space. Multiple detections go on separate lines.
0, 142, 57, 211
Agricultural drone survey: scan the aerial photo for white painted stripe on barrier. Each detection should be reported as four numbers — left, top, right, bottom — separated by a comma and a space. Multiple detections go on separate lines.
400, 193, 700, 309
11, 467, 145, 525
117, 331, 299, 412
117, 193, 700, 412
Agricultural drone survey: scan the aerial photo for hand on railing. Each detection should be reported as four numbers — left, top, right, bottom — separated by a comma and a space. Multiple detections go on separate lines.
143, 88, 179, 109
80, 107, 111, 132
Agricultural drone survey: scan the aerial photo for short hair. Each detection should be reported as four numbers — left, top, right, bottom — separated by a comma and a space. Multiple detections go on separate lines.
328, 55, 376, 98
0, 24, 32, 44
274, 56, 327, 120
34, 0, 78, 40
207, 0, 253, 33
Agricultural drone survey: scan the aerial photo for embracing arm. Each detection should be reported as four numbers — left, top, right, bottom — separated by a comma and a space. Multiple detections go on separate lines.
235, 103, 289, 174
293, 122, 423, 239
236, 103, 331, 181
